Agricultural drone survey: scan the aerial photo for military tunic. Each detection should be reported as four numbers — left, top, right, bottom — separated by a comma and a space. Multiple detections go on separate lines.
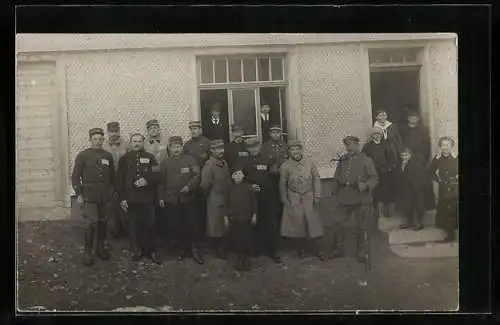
183, 136, 211, 167
225, 141, 250, 169
430, 154, 458, 231
200, 156, 231, 238
279, 156, 323, 238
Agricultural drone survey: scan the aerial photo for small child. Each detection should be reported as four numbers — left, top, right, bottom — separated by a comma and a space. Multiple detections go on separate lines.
225, 166, 258, 271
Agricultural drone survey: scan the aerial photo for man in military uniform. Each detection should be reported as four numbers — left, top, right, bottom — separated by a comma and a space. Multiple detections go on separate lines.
224, 123, 249, 169
159, 136, 204, 264
116, 133, 161, 264
242, 136, 282, 263
331, 136, 379, 262
183, 120, 211, 240
102, 121, 129, 239
71, 127, 114, 266
144, 119, 169, 238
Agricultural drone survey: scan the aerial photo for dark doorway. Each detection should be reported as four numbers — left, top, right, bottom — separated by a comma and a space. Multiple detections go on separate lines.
370, 70, 420, 127
200, 89, 229, 143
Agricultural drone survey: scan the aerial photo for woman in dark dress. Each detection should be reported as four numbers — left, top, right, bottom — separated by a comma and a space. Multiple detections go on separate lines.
362, 127, 398, 219
429, 137, 458, 242
373, 109, 403, 160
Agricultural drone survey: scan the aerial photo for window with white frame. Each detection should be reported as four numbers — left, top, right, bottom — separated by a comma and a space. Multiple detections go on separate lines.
197, 55, 288, 143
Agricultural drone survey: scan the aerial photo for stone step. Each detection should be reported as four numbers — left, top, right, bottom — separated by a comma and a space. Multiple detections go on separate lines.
378, 211, 436, 232
388, 227, 447, 245
390, 241, 459, 258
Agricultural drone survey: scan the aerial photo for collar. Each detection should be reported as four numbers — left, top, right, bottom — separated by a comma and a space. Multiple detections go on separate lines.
372, 140, 382, 145
436, 152, 457, 159
374, 121, 392, 130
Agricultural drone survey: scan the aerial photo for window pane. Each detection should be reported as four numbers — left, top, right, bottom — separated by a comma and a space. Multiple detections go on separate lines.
258, 58, 270, 81
232, 89, 256, 135
243, 59, 256, 82
270, 58, 284, 80
214, 59, 227, 83
404, 49, 418, 62
200, 59, 213, 84
228, 59, 242, 82
369, 50, 391, 64
391, 51, 404, 63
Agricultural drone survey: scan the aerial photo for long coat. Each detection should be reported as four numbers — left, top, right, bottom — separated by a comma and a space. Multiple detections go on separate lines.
400, 125, 431, 163
279, 156, 323, 238
429, 154, 458, 230
395, 155, 433, 213
374, 121, 403, 158
200, 156, 232, 238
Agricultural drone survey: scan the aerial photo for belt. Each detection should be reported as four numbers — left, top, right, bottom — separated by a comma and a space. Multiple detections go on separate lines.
339, 182, 358, 189
288, 188, 312, 195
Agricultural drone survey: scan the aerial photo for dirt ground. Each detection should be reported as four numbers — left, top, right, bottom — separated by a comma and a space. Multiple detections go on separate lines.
17, 199, 458, 312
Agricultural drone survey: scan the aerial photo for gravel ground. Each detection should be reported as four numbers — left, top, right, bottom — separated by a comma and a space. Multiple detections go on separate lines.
17, 214, 458, 312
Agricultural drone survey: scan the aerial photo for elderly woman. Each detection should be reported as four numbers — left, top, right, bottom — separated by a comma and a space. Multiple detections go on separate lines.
362, 127, 399, 219
279, 140, 325, 261
373, 109, 403, 159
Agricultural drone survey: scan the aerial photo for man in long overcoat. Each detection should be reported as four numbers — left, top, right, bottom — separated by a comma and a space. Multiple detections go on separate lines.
279, 140, 325, 261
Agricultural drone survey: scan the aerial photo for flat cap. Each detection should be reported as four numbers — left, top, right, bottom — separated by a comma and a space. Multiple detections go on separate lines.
146, 119, 160, 129
269, 124, 282, 132
106, 122, 120, 132
210, 139, 225, 149
168, 136, 183, 145
244, 136, 260, 148
89, 127, 104, 137
231, 123, 244, 132
288, 140, 303, 148
188, 121, 202, 128
343, 135, 360, 145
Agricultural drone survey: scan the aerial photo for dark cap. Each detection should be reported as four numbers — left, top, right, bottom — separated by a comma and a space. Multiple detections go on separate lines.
288, 140, 303, 148
146, 119, 160, 129
231, 123, 244, 133
106, 122, 120, 132
244, 136, 260, 148
343, 135, 360, 145
189, 121, 202, 128
89, 127, 104, 137
230, 164, 245, 175
168, 136, 183, 146
269, 124, 282, 132
210, 139, 225, 149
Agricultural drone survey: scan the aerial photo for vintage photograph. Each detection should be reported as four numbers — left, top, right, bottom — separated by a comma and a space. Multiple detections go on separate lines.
15, 33, 458, 312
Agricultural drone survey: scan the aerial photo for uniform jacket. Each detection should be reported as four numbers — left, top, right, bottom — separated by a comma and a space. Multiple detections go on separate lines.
103, 140, 128, 172
227, 182, 257, 222
183, 135, 211, 166
400, 125, 431, 163
158, 153, 200, 204
145, 138, 168, 165
116, 150, 160, 203
429, 154, 458, 200
242, 153, 273, 194
203, 117, 229, 143
224, 141, 250, 168
261, 140, 288, 174
279, 156, 323, 238
71, 148, 115, 203
200, 156, 232, 237
332, 152, 379, 206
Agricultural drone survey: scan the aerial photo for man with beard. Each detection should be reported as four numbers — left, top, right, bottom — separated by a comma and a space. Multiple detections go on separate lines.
71, 127, 114, 266
117, 133, 161, 264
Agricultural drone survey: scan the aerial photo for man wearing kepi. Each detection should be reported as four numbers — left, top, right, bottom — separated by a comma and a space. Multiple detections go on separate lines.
224, 123, 249, 169
159, 136, 204, 264
332, 136, 378, 262
116, 133, 161, 265
102, 121, 129, 239
183, 121, 212, 238
280, 140, 325, 261
200, 139, 232, 259
71, 127, 114, 266
243, 136, 282, 263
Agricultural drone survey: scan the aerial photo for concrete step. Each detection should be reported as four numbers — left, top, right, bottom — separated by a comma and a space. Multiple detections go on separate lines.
390, 241, 458, 258
378, 211, 436, 232
388, 227, 447, 245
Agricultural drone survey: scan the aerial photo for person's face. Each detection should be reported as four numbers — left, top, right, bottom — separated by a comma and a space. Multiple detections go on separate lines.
401, 151, 412, 161
372, 133, 383, 142
270, 130, 281, 141
233, 130, 244, 142
108, 131, 120, 142
408, 116, 420, 126
190, 126, 202, 138
248, 145, 261, 157
211, 147, 225, 159
376, 112, 387, 123
440, 140, 453, 155
90, 134, 104, 148
289, 146, 302, 160
345, 142, 360, 154
261, 105, 270, 114
232, 170, 245, 183
170, 143, 183, 156
131, 135, 145, 151
148, 124, 161, 138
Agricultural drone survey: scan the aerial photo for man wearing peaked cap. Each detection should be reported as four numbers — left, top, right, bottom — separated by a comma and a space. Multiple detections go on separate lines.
168, 135, 183, 146
103, 122, 130, 240
71, 127, 115, 266
225, 123, 249, 169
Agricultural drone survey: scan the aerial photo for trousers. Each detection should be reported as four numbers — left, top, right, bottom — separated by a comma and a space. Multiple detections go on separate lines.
254, 193, 280, 256
167, 201, 199, 244
128, 202, 156, 254
232, 220, 253, 256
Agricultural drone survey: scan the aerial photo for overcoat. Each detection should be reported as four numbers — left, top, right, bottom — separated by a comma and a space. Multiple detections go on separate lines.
279, 156, 323, 238
200, 156, 232, 238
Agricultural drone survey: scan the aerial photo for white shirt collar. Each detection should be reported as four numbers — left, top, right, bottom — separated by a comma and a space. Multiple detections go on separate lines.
374, 120, 392, 130
436, 152, 458, 159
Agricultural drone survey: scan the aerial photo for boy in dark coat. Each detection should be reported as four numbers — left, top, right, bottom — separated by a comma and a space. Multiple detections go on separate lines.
225, 165, 258, 271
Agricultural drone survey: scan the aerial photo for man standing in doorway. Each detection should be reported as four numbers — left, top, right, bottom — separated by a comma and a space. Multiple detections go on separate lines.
260, 103, 274, 143
71, 127, 114, 266
203, 102, 229, 143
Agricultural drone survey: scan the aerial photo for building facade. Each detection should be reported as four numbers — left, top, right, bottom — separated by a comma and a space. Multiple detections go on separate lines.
15, 34, 458, 212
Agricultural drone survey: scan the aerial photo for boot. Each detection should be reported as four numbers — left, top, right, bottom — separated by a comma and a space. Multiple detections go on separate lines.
83, 227, 95, 266
192, 243, 204, 265
413, 213, 424, 231
214, 238, 227, 260
312, 238, 326, 262
443, 229, 455, 242
242, 256, 251, 271
177, 241, 187, 261
131, 248, 142, 261
151, 250, 162, 265
96, 221, 111, 261
356, 232, 366, 263
234, 256, 243, 271
377, 202, 385, 219
296, 239, 306, 258
333, 232, 345, 258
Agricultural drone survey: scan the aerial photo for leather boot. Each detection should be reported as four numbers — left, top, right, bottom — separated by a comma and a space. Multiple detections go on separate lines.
192, 243, 204, 265
151, 250, 162, 265
83, 227, 95, 266
312, 238, 326, 262
96, 220, 111, 261
177, 241, 186, 261
296, 239, 306, 258
214, 238, 227, 259
333, 232, 345, 258
356, 232, 366, 263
